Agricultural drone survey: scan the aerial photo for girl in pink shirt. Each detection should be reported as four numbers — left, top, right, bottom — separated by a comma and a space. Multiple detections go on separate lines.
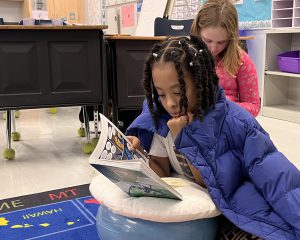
191, 0, 260, 117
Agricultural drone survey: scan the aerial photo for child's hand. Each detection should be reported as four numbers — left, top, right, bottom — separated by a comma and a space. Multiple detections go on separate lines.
127, 136, 140, 151
167, 115, 189, 138
167, 113, 194, 138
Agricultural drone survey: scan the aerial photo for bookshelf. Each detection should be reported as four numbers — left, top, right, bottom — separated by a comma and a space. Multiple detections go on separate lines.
272, 0, 300, 28
262, 28, 300, 124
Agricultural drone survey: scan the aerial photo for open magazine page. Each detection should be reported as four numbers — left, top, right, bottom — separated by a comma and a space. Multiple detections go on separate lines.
90, 114, 149, 163
89, 114, 183, 200
91, 159, 183, 200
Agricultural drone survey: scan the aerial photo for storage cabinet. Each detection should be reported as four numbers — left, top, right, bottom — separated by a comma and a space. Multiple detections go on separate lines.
21, 0, 85, 23
47, 0, 84, 23
262, 29, 300, 124
22, 0, 46, 19
272, 0, 300, 28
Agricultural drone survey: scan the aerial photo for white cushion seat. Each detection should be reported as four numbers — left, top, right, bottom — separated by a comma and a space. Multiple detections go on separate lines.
90, 174, 220, 240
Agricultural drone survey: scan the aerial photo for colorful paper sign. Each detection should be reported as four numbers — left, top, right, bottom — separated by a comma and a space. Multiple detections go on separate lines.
121, 4, 135, 28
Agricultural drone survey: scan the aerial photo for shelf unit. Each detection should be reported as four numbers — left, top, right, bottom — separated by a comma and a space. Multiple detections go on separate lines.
272, 0, 300, 28
262, 28, 300, 124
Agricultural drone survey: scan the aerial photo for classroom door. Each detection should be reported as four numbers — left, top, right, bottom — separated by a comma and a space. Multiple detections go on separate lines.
48, 0, 84, 24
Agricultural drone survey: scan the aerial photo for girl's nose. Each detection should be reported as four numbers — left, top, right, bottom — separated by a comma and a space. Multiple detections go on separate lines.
209, 44, 217, 53
166, 97, 177, 109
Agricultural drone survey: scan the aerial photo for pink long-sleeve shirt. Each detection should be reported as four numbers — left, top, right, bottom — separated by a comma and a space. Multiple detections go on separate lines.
216, 50, 261, 117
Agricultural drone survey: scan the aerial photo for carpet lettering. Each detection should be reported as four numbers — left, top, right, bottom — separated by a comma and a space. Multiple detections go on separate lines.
22, 208, 63, 219
0, 199, 24, 211
49, 189, 78, 200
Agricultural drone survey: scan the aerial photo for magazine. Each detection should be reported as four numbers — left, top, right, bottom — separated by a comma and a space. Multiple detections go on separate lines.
89, 114, 183, 200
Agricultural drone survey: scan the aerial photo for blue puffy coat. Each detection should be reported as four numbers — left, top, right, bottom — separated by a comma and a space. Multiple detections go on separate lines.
126, 87, 300, 239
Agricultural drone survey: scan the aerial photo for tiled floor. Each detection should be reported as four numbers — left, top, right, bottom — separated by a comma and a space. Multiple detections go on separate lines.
0, 107, 95, 199
0, 107, 299, 200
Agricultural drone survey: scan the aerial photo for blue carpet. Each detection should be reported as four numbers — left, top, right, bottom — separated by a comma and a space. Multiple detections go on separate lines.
0, 184, 100, 240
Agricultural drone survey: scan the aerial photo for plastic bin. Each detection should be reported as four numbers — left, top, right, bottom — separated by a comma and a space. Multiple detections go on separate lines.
277, 51, 300, 73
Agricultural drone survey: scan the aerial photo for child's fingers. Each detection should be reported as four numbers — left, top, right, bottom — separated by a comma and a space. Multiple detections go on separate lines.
127, 136, 140, 150
180, 115, 189, 124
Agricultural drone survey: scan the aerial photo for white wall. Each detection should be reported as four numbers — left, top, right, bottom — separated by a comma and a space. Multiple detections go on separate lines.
0, 1, 23, 22
85, 0, 102, 24
244, 29, 266, 97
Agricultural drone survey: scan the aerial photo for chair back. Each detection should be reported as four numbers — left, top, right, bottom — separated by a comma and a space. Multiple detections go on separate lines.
154, 17, 193, 36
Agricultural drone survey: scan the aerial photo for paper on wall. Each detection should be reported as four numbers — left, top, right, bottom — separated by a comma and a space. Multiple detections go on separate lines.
135, 0, 168, 36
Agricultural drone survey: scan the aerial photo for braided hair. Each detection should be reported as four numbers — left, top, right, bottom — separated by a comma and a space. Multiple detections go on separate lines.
143, 35, 219, 127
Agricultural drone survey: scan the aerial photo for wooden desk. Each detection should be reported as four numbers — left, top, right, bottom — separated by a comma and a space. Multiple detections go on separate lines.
0, 25, 108, 112
106, 36, 162, 128
0, 25, 109, 158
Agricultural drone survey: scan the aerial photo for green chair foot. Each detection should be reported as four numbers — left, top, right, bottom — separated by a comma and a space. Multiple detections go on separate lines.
3, 148, 15, 160
77, 127, 86, 137
15, 110, 21, 118
48, 108, 58, 114
12, 132, 21, 141
2, 111, 20, 119
91, 137, 99, 147
82, 142, 95, 154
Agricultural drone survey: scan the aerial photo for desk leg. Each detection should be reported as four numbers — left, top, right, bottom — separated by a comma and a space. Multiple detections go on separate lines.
3, 110, 15, 160
91, 105, 99, 147
82, 106, 94, 154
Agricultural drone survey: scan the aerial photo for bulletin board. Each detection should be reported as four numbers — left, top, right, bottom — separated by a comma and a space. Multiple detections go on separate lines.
200, 0, 272, 29
171, 0, 200, 19
235, 0, 271, 29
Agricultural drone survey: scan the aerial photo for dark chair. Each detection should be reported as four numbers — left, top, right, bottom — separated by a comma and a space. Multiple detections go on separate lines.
238, 30, 248, 53
154, 17, 193, 36
0, 18, 4, 25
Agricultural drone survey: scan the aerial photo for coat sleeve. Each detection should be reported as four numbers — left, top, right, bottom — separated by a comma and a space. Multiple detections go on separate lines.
243, 124, 300, 236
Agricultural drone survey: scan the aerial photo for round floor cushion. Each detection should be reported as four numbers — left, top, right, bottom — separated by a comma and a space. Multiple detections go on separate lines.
89, 174, 220, 223
96, 204, 219, 240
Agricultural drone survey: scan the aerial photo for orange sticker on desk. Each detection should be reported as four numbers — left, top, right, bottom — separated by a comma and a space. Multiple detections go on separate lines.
121, 5, 135, 28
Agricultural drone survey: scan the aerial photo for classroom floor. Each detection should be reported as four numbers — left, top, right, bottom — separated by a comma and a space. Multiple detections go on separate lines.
0, 107, 299, 200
